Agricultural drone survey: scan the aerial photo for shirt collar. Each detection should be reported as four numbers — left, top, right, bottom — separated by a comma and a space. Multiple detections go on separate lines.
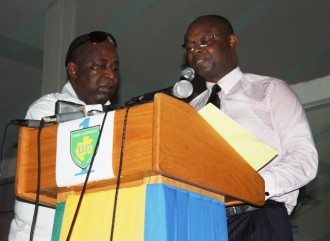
206, 67, 243, 95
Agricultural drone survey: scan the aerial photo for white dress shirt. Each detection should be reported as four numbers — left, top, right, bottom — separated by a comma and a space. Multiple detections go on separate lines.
9, 82, 110, 241
190, 67, 318, 214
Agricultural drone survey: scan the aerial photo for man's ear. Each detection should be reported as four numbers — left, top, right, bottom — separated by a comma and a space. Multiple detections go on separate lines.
228, 35, 237, 51
67, 62, 78, 79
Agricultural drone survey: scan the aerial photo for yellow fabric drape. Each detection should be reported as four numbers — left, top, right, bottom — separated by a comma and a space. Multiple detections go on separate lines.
59, 184, 146, 241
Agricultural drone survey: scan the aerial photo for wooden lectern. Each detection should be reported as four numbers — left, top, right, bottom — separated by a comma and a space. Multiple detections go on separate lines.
15, 93, 264, 207
15, 93, 265, 240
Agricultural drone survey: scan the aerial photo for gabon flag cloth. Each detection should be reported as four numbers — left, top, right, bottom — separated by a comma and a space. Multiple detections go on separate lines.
52, 183, 228, 241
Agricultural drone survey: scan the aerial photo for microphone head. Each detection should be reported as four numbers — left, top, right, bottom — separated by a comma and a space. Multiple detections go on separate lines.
180, 67, 195, 81
172, 80, 193, 99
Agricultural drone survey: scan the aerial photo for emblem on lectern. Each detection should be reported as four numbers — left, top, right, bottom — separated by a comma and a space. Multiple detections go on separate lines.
70, 125, 100, 169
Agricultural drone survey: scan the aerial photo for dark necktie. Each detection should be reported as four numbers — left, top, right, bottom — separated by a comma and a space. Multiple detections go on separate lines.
207, 84, 221, 109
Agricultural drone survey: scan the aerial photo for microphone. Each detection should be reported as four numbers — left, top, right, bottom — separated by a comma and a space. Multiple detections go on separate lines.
11, 105, 106, 128
10, 111, 85, 128
172, 67, 195, 98
76, 104, 103, 116
42, 111, 85, 123
125, 67, 195, 106
10, 119, 54, 128
179, 66, 195, 82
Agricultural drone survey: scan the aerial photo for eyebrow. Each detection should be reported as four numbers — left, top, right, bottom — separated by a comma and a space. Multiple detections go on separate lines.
184, 31, 215, 42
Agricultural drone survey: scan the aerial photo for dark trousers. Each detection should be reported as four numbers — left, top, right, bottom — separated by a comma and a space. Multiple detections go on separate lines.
227, 200, 293, 241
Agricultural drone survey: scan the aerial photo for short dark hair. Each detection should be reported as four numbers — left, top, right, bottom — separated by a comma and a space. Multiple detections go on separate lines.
65, 31, 118, 67
195, 15, 235, 34
65, 34, 89, 67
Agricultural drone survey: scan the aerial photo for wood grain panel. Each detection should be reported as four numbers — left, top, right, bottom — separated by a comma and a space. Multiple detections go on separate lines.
15, 93, 264, 207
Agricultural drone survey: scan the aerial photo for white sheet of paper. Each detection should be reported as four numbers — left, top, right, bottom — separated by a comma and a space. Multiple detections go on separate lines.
56, 112, 115, 187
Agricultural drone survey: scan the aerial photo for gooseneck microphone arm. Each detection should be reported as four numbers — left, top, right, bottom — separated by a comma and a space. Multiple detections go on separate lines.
125, 86, 173, 106
125, 67, 195, 106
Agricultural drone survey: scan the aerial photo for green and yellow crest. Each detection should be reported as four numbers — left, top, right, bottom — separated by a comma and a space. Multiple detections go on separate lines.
70, 126, 100, 169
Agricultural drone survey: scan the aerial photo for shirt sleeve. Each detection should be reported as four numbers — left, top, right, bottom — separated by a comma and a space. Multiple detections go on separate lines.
259, 80, 318, 201
25, 95, 58, 120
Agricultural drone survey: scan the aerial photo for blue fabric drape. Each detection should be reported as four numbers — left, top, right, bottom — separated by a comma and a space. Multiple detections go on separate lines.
144, 184, 228, 241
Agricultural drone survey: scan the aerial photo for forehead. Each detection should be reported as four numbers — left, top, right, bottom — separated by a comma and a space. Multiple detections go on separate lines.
83, 42, 118, 60
184, 18, 225, 41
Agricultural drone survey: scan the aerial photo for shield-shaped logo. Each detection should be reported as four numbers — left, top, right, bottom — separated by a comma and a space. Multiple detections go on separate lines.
70, 125, 100, 169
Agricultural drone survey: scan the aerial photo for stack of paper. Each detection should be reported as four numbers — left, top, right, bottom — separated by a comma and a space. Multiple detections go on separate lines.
198, 104, 277, 171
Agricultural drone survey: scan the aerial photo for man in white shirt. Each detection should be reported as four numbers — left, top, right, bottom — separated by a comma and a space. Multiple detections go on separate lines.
9, 31, 120, 241
182, 15, 318, 241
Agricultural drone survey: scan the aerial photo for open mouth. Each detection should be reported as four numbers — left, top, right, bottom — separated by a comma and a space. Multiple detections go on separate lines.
195, 59, 205, 65
193, 56, 208, 69
193, 51, 209, 66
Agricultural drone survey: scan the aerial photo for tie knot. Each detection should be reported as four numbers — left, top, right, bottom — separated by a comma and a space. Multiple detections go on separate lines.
212, 84, 221, 93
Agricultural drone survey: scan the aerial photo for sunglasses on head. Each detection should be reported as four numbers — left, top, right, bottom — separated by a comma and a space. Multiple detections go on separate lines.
65, 31, 118, 66
80, 31, 117, 47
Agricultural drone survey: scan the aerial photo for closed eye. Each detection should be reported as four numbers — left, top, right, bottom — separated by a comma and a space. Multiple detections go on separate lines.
92, 63, 106, 70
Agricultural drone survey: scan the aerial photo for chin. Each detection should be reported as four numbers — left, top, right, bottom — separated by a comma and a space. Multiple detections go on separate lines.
95, 94, 112, 104
196, 67, 212, 79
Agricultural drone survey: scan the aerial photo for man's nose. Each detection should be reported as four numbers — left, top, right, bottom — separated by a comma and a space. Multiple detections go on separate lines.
104, 67, 116, 78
